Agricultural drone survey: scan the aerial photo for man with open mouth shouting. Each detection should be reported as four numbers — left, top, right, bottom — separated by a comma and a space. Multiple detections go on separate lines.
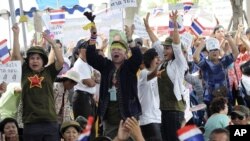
86, 15, 142, 139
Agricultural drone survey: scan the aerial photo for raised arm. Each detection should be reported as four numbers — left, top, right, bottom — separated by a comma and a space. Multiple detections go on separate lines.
193, 39, 205, 64
42, 32, 64, 70
125, 24, 142, 73
11, 23, 23, 63
143, 13, 158, 43
171, 10, 180, 44
240, 35, 250, 52
224, 32, 239, 60
234, 24, 244, 45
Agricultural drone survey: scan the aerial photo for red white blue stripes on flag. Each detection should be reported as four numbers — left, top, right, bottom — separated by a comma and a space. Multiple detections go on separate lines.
0, 39, 11, 64
78, 116, 94, 141
169, 15, 185, 35
49, 9, 65, 24
190, 19, 205, 36
183, 2, 193, 13
177, 125, 204, 141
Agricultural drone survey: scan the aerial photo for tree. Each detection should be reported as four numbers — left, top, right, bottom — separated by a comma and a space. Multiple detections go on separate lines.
229, 0, 244, 30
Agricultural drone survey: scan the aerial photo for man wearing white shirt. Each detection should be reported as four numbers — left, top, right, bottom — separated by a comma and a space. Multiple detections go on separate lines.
138, 48, 162, 140
72, 39, 97, 119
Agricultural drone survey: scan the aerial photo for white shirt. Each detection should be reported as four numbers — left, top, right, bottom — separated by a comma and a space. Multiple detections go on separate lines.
153, 41, 188, 101
241, 74, 250, 96
153, 40, 188, 101
73, 58, 96, 94
138, 69, 161, 125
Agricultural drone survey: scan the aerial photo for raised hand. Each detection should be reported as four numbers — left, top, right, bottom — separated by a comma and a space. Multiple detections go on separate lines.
143, 12, 150, 28
170, 10, 180, 43
125, 24, 135, 40
170, 10, 178, 24
224, 32, 232, 41
125, 117, 144, 141
238, 24, 244, 33
42, 32, 54, 45
101, 38, 108, 49
0, 82, 7, 93
12, 23, 20, 35
116, 120, 130, 141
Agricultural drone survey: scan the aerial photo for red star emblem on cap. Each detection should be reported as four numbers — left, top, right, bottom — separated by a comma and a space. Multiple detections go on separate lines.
28, 74, 44, 88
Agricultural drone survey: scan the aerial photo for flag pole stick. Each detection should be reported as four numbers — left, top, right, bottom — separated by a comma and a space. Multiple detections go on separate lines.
8, 13, 12, 49
8, 0, 16, 25
19, 0, 28, 51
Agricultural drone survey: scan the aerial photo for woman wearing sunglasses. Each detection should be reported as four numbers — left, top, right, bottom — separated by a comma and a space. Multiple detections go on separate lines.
230, 105, 250, 125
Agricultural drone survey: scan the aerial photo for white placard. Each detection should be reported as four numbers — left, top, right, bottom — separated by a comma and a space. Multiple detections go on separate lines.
183, 89, 193, 123
110, 0, 137, 9
180, 32, 194, 62
206, 37, 220, 51
133, 14, 149, 39
0, 61, 22, 83
49, 24, 64, 40
181, 32, 193, 49
168, 3, 184, 11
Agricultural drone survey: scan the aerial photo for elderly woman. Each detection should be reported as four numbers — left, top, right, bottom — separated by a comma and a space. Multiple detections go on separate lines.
193, 35, 239, 116
60, 121, 82, 141
54, 70, 82, 124
0, 117, 22, 141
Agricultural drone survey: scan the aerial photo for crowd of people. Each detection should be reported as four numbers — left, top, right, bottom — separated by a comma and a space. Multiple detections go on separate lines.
0, 9, 250, 141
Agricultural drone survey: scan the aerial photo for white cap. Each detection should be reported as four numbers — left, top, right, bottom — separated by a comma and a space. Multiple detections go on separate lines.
61, 70, 81, 85
206, 37, 220, 51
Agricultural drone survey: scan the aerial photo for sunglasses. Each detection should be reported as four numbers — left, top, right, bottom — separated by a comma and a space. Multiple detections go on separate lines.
231, 113, 244, 120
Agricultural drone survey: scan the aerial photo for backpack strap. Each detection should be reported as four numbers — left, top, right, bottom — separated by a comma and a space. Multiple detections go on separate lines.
240, 80, 247, 96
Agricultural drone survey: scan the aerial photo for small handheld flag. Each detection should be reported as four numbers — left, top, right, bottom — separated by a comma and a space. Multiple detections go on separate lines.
78, 116, 94, 141
183, 2, 193, 13
0, 39, 11, 64
190, 19, 205, 37
49, 9, 65, 25
177, 125, 204, 141
169, 15, 185, 34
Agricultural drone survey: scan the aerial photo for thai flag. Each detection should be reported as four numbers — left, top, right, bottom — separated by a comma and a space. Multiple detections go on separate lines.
0, 39, 11, 64
177, 125, 204, 141
49, 9, 65, 24
78, 116, 94, 141
183, 2, 193, 13
169, 15, 185, 35
190, 19, 205, 37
